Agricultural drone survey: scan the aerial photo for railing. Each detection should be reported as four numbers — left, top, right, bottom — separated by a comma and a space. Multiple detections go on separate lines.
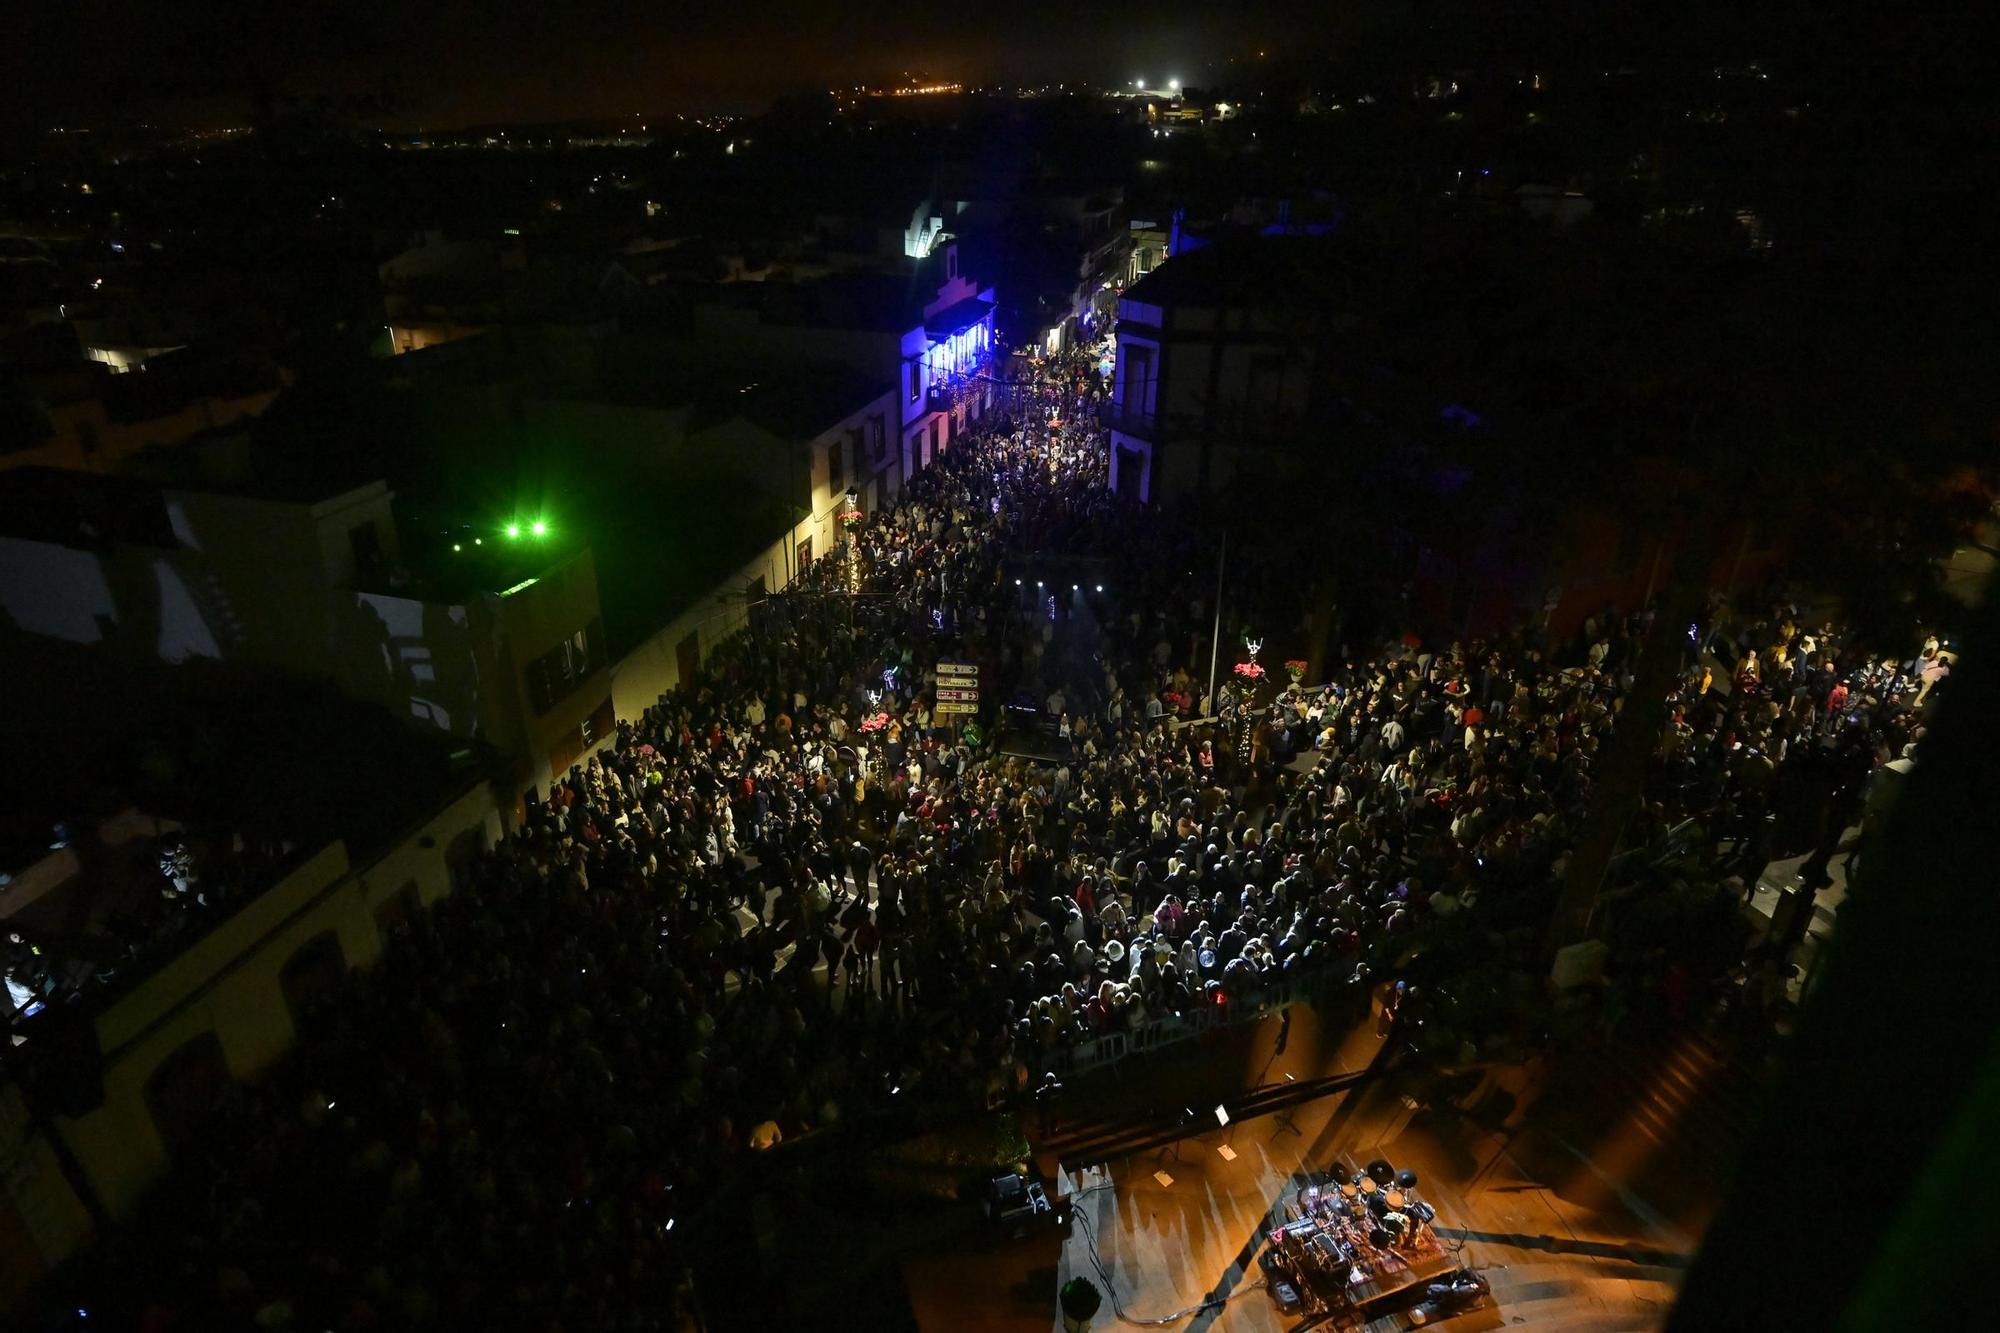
1099, 401, 1157, 439
1035, 964, 1353, 1081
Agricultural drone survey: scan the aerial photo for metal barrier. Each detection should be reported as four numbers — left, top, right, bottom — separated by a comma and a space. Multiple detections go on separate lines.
1043, 970, 1337, 1079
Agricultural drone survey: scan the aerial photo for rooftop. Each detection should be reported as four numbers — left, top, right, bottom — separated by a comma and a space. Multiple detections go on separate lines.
121, 423, 389, 507
1121, 235, 1349, 310
924, 295, 997, 340
722, 268, 947, 334
0, 464, 180, 548
689, 360, 892, 439
376, 518, 591, 607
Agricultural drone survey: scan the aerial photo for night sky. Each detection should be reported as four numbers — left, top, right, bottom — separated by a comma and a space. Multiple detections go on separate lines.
7, 0, 1323, 130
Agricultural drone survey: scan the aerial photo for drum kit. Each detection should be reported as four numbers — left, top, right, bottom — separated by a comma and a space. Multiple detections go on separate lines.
1264, 1159, 1460, 1324
1339, 1160, 1435, 1242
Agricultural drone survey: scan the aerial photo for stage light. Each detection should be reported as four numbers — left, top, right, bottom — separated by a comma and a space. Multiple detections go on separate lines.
453, 543, 462, 552
532, 519, 548, 537
1015, 578, 1022, 586
1096, 584, 1104, 592
505, 523, 521, 539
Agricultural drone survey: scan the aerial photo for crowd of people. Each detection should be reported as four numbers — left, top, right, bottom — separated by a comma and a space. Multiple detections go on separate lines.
59, 348, 1949, 1330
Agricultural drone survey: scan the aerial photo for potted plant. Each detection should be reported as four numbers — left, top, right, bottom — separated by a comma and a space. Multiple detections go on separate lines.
1060, 1276, 1103, 1332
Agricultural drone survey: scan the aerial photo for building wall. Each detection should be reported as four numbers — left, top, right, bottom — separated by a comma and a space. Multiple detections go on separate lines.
42, 781, 501, 1226
1108, 294, 1329, 500
0, 1083, 96, 1313
350, 592, 491, 739
479, 547, 613, 796
0, 493, 595, 800
603, 383, 905, 724
608, 524, 799, 719
0, 483, 396, 673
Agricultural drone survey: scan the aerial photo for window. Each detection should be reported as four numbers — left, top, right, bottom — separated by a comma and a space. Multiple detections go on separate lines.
374, 880, 423, 938
930, 418, 942, 455
1247, 353, 1285, 424
675, 630, 700, 685
280, 931, 347, 1028
349, 520, 383, 581
908, 360, 922, 404
1118, 344, 1157, 425
868, 413, 887, 461
145, 1033, 232, 1160
523, 617, 607, 716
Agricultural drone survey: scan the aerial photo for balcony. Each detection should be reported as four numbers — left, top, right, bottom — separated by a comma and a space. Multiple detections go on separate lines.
925, 347, 995, 414
1100, 399, 1158, 440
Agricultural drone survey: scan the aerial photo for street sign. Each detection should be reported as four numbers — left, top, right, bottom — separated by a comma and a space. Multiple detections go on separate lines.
937, 662, 979, 718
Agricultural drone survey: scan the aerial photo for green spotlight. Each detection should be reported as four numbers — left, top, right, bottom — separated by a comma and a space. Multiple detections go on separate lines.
505, 523, 521, 539
453, 543, 462, 552
531, 519, 548, 537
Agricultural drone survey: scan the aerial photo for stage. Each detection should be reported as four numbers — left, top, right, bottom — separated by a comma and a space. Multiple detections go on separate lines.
901, 1000, 1689, 1331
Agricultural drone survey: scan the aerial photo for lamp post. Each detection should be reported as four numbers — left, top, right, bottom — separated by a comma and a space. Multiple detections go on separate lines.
1205, 528, 1227, 715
